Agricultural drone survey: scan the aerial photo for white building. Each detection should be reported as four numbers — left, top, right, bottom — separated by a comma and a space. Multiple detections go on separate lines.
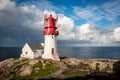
20, 43, 44, 59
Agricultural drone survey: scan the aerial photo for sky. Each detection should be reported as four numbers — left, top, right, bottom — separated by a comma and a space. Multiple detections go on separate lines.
0, 0, 120, 47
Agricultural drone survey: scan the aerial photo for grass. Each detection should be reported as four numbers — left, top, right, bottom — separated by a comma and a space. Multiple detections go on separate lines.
12, 61, 59, 79
33, 61, 42, 68
84, 64, 92, 71
13, 58, 28, 66
101, 66, 112, 72
69, 63, 92, 71
63, 70, 87, 77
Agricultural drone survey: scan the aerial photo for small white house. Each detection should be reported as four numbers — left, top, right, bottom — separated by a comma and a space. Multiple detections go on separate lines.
20, 43, 44, 59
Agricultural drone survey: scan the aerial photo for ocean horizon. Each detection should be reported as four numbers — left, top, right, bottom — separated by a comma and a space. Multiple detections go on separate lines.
0, 46, 120, 61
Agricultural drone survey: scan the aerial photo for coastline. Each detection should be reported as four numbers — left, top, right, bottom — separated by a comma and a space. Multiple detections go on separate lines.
0, 57, 120, 79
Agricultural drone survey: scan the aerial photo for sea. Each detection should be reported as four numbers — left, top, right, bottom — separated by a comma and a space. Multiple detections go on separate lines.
0, 47, 120, 61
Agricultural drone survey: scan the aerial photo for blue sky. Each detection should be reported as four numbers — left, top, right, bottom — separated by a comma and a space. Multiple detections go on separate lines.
0, 0, 120, 47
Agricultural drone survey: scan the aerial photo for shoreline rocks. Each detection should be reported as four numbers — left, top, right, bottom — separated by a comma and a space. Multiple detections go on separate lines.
0, 57, 119, 79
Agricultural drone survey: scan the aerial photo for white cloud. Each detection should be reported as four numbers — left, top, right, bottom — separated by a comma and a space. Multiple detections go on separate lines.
73, 24, 120, 44
57, 14, 75, 40
102, 0, 120, 20
112, 27, 120, 41
0, 0, 15, 10
76, 24, 91, 34
73, 6, 103, 22
0, 0, 43, 30
74, 23, 112, 44
29, 0, 66, 13
73, 0, 120, 26
73, 7, 94, 20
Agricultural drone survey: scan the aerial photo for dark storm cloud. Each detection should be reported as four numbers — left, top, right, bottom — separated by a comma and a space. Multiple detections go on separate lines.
0, 0, 44, 47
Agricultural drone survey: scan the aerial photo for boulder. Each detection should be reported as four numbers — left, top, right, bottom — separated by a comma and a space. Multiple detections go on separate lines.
19, 65, 33, 76
90, 61, 108, 71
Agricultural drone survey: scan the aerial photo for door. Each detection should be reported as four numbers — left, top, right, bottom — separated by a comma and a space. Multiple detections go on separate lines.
52, 48, 54, 54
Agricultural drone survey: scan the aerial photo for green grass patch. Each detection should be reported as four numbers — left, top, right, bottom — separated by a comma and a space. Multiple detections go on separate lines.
13, 58, 28, 66
63, 70, 87, 77
101, 66, 112, 72
84, 64, 92, 70
70, 63, 92, 71
12, 61, 59, 79
33, 61, 42, 68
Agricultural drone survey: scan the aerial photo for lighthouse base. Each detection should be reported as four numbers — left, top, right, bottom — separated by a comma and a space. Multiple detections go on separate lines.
42, 53, 60, 61
42, 35, 60, 61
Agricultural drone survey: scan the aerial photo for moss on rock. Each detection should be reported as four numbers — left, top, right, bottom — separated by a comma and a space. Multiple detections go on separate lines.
12, 60, 59, 79
63, 70, 87, 77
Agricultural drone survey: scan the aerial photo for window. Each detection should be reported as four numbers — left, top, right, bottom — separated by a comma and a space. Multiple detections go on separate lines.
26, 52, 28, 54
42, 51, 44, 54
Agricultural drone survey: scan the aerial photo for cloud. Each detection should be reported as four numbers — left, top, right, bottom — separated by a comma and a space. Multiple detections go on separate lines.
73, 0, 120, 27
112, 27, 120, 41
0, 0, 120, 47
57, 14, 75, 40
20, 0, 66, 13
0, 0, 15, 10
0, 0, 70, 46
0, 0, 44, 46
74, 23, 113, 44
0, 37, 19, 47
73, 7, 94, 20
0, 0, 43, 29
57, 18, 120, 45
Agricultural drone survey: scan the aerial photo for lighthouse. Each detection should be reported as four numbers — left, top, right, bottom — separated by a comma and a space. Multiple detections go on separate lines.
42, 14, 60, 61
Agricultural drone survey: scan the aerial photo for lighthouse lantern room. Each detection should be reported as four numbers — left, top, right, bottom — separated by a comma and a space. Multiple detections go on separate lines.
42, 14, 60, 61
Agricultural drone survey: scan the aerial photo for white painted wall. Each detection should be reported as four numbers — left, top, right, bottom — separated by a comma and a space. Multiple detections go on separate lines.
20, 43, 34, 59
21, 43, 44, 59
42, 35, 60, 61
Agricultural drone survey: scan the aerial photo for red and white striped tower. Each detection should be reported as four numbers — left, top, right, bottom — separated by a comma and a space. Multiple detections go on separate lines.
42, 14, 60, 61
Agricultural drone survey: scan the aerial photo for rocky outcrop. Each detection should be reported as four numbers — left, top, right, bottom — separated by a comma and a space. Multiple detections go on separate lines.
0, 57, 119, 79
62, 58, 81, 66
62, 58, 117, 72
19, 65, 33, 76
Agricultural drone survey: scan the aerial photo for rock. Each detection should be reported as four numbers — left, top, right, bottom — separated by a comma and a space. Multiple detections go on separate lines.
18, 57, 26, 60
0, 58, 15, 67
35, 67, 40, 71
34, 68, 40, 73
90, 61, 108, 71
62, 58, 80, 66
40, 61, 67, 79
0, 57, 119, 79
113, 61, 120, 74
40, 60, 51, 69
29, 59, 39, 66
19, 65, 33, 76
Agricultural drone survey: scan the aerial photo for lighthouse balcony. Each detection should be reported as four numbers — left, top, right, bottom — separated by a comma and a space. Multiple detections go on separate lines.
43, 30, 59, 35
44, 27, 57, 29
